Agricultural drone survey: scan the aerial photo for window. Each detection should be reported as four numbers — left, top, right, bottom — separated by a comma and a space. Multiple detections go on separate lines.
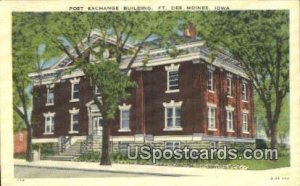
119, 142, 129, 154
69, 108, 80, 133
118, 104, 131, 132
43, 112, 55, 135
165, 64, 180, 93
208, 106, 216, 130
165, 142, 180, 150
70, 78, 80, 102
163, 100, 183, 130
242, 113, 249, 132
209, 141, 218, 149
242, 83, 247, 101
226, 105, 235, 132
95, 86, 101, 95
226, 78, 232, 96
46, 85, 54, 105
226, 110, 234, 131
208, 70, 214, 92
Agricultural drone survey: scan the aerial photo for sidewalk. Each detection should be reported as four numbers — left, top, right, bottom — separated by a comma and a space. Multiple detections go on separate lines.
14, 159, 291, 177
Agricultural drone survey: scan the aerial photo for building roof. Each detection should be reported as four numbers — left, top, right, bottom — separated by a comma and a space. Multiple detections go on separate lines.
29, 30, 249, 84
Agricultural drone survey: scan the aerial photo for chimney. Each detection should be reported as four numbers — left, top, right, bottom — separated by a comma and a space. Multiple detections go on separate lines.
184, 22, 196, 39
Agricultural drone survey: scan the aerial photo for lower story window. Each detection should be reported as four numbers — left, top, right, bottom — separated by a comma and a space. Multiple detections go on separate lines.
119, 142, 130, 153
165, 141, 180, 150
226, 110, 234, 131
43, 112, 55, 134
242, 113, 249, 132
209, 141, 218, 149
163, 100, 183, 130
208, 106, 216, 130
71, 114, 79, 132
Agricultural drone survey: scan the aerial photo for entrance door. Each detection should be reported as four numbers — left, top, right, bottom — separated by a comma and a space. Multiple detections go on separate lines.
92, 116, 102, 135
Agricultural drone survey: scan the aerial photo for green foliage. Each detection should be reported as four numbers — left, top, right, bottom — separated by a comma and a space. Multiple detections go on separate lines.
81, 61, 136, 119
13, 112, 26, 133
32, 143, 55, 155
75, 152, 101, 162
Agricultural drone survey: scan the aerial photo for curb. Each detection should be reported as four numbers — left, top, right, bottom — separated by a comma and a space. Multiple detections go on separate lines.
14, 164, 192, 177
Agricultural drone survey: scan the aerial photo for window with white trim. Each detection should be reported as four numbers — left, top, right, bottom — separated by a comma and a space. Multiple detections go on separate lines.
43, 112, 55, 134
46, 85, 54, 105
70, 78, 80, 102
119, 104, 131, 131
95, 86, 101, 95
165, 64, 180, 93
163, 100, 182, 130
226, 110, 234, 131
208, 70, 214, 92
165, 141, 180, 150
242, 113, 249, 132
209, 141, 218, 149
226, 78, 232, 96
69, 108, 80, 133
208, 106, 216, 130
242, 83, 247, 101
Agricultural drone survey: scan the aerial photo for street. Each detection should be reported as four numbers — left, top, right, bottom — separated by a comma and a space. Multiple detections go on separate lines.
14, 165, 178, 178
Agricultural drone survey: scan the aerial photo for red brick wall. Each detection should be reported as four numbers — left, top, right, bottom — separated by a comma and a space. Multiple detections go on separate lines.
14, 130, 27, 154
31, 61, 255, 139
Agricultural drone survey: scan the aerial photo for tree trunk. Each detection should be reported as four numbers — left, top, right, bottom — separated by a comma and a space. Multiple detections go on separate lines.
270, 122, 277, 149
100, 119, 111, 165
26, 126, 33, 162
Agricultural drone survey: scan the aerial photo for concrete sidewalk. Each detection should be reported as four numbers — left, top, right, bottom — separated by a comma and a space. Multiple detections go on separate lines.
14, 159, 291, 177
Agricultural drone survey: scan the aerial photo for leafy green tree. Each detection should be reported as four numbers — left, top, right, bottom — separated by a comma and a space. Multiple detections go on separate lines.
13, 12, 177, 165
186, 11, 289, 149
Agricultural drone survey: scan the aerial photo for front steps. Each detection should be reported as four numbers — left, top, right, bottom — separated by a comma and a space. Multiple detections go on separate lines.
42, 135, 102, 161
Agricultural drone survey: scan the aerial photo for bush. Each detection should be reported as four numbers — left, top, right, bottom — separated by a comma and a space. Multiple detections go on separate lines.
32, 143, 55, 155
75, 152, 101, 162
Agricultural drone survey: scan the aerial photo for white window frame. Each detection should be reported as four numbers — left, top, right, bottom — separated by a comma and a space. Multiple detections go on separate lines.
207, 103, 217, 131
163, 100, 183, 131
226, 106, 235, 132
69, 108, 80, 134
46, 84, 54, 106
209, 141, 218, 149
242, 110, 249, 133
165, 141, 180, 150
165, 64, 180, 93
70, 78, 80, 102
118, 103, 131, 132
43, 112, 55, 135
226, 77, 232, 97
242, 81, 247, 101
207, 70, 214, 92
95, 86, 101, 95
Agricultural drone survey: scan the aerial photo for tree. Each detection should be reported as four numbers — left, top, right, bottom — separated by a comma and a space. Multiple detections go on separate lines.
186, 11, 289, 149
13, 12, 178, 165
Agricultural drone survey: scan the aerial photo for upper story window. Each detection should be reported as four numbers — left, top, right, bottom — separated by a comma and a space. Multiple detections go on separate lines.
165, 64, 180, 93
43, 112, 55, 135
69, 108, 80, 134
226, 106, 234, 132
207, 103, 216, 130
208, 70, 213, 91
46, 84, 54, 106
118, 104, 131, 132
242, 81, 247, 101
70, 78, 80, 102
163, 100, 182, 131
226, 78, 232, 97
242, 111, 249, 133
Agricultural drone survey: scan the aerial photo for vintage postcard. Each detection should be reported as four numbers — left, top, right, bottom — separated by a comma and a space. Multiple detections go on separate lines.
0, 0, 299, 186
